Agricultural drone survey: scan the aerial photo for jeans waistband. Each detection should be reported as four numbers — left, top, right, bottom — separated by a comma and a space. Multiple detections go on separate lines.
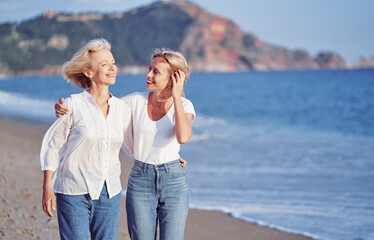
134, 159, 180, 173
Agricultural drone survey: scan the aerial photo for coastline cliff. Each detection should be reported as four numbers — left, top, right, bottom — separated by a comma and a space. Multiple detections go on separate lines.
0, 1, 372, 76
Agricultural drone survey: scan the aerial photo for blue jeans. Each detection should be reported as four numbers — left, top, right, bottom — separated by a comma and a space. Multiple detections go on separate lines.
56, 183, 121, 240
126, 160, 189, 240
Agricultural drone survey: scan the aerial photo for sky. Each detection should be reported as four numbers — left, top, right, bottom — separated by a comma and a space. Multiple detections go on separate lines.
0, 0, 373, 63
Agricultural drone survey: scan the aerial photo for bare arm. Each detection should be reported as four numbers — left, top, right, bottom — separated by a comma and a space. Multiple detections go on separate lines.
173, 97, 194, 144
42, 170, 56, 217
172, 70, 193, 144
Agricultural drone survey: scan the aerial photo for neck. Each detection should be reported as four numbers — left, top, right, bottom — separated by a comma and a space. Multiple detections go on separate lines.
149, 91, 172, 106
87, 85, 110, 104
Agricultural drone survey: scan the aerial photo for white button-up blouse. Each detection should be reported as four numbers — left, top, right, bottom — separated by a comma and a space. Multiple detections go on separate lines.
40, 91, 132, 200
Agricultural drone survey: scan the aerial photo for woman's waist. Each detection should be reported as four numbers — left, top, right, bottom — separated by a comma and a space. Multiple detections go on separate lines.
133, 151, 180, 165
133, 159, 180, 171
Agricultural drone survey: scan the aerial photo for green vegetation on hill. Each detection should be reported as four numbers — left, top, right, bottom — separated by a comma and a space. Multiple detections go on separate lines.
0, 2, 194, 74
0, 1, 356, 74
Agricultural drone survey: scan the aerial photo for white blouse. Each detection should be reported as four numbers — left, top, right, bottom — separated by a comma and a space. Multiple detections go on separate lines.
40, 91, 132, 200
121, 92, 195, 165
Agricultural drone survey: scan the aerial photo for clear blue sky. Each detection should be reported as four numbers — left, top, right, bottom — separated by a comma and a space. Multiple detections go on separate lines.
1, 0, 373, 63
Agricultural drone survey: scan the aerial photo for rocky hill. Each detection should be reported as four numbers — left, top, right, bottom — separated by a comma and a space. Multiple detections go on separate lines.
0, 1, 370, 76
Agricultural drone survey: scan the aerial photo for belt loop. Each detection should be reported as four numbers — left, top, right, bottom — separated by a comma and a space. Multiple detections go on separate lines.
164, 163, 169, 173
143, 162, 147, 173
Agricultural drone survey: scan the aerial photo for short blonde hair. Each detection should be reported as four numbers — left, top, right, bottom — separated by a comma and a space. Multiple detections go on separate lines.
62, 38, 111, 89
152, 49, 189, 101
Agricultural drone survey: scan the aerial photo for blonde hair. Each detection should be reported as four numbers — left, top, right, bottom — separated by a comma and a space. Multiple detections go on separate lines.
62, 38, 111, 89
152, 49, 189, 102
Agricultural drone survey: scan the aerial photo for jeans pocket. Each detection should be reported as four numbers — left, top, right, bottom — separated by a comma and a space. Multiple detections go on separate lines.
130, 166, 143, 177
168, 165, 186, 178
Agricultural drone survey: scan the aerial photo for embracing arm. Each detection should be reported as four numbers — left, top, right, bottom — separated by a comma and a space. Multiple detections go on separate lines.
55, 98, 68, 117
121, 100, 134, 159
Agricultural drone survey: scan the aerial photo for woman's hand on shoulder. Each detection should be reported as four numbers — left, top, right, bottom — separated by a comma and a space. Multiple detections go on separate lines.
55, 98, 68, 117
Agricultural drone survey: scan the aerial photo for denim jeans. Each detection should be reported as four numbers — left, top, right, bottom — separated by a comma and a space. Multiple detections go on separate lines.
126, 160, 189, 240
56, 182, 121, 240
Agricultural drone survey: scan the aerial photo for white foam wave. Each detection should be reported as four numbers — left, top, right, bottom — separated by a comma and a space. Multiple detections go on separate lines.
188, 114, 229, 142
189, 133, 226, 142
0, 90, 55, 121
192, 114, 227, 127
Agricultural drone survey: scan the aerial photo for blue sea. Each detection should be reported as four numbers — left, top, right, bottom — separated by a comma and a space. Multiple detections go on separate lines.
1, 69, 374, 240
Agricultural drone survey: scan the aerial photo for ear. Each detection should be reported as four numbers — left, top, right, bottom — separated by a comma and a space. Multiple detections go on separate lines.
82, 68, 92, 79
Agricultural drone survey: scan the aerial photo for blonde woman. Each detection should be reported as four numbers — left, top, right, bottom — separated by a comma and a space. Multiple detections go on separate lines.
40, 38, 131, 240
122, 49, 195, 240
55, 49, 195, 239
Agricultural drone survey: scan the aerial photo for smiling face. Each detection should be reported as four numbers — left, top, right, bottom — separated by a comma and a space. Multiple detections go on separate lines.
146, 57, 171, 92
85, 49, 117, 87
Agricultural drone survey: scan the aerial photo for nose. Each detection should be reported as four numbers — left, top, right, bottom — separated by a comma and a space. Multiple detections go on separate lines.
110, 63, 117, 72
146, 70, 152, 78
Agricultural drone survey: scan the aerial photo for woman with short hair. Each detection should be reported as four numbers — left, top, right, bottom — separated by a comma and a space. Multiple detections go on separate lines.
40, 38, 131, 240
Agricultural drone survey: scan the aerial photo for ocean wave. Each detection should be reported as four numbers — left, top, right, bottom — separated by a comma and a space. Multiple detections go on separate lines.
0, 90, 55, 121
189, 133, 226, 142
192, 114, 227, 127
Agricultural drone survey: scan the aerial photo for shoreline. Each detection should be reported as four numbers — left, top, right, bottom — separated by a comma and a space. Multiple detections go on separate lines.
0, 116, 313, 240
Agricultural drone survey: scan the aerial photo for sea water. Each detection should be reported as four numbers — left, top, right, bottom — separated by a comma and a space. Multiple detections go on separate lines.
0, 69, 373, 240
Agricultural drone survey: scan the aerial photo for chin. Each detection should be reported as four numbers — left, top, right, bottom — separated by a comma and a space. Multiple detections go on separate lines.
109, 79, 116, 85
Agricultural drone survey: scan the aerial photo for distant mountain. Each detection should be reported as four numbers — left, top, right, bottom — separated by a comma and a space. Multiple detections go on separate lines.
0, 1, 370, 76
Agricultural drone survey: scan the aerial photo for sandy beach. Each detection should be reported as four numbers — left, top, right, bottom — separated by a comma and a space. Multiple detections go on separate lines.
0, 116, 313, 240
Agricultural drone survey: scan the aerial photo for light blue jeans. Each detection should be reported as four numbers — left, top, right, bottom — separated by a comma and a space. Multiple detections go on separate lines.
56, 182, 121, 240
126, 160, 189, 240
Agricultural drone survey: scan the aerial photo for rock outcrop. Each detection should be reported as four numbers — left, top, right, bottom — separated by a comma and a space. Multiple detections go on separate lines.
0, 1, 370, 75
